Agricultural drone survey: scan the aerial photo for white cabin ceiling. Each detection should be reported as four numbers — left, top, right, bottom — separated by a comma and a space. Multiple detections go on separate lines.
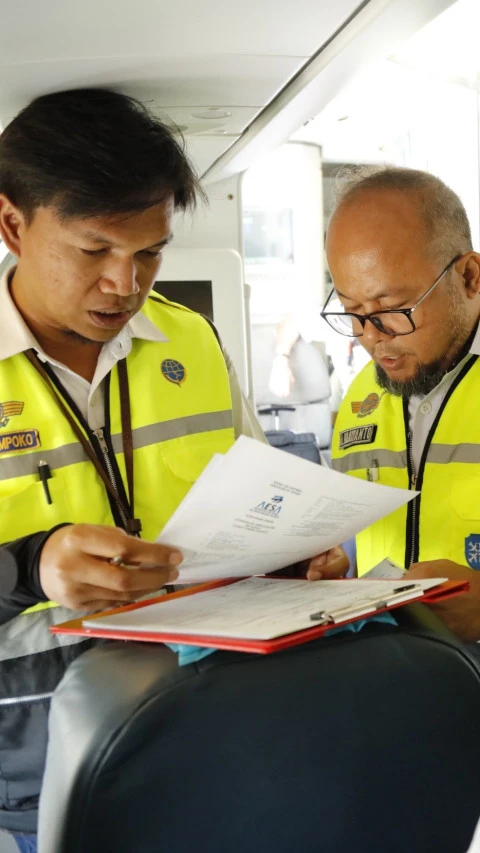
0, 0, 374, 178
0, 0, 457, 180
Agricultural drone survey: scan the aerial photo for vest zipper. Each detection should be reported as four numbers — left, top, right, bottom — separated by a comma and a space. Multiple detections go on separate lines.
93, 427, 130, 531
0, 692, 53, 707
405, 429, 418, 566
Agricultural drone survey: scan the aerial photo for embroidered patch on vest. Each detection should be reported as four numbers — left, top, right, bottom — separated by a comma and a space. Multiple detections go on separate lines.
351, 392, 385, 418
0, 429, 40, 454
339, 424, 377, 450
161, 359, 186, 386
0, 400, 24, 429
465, 534, 480, 569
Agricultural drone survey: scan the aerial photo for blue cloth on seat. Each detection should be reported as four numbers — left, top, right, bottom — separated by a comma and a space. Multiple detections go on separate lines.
166, 612, 398, 666
165, 643, 219, 666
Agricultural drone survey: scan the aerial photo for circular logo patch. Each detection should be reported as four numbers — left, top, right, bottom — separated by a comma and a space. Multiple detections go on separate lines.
358, 393, 381, 417
161, 359, 186, 386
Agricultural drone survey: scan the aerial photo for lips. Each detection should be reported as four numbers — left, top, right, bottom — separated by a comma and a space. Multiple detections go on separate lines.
377, 354, 405, 371
88, 309, 131, 329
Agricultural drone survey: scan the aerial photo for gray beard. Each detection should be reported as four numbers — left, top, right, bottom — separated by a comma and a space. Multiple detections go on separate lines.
374, 294, 476, 397
374, 359, 454, 397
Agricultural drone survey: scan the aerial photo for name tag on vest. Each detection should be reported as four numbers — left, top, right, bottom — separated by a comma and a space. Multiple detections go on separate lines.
0, 429, 40, 453
339, 424, 377, 450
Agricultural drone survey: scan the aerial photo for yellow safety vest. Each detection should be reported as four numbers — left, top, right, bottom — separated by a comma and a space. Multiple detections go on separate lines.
331, 355, 480, 574
0, 295, 235, 608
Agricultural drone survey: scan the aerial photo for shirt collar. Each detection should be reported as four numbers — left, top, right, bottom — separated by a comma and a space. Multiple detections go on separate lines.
469, 320, 480, 356
0, 267, 168, 363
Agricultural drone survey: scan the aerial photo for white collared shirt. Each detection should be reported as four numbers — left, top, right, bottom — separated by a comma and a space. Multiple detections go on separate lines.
0, 269, 264, 440
408, 322, 480, 473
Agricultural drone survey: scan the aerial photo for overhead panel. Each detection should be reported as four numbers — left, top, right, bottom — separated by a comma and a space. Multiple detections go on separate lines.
0, 0, 366, 175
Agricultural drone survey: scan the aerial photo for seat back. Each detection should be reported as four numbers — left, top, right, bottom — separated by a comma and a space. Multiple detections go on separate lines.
264, 429, 321, 464
252, 323, 331, 447
38, 616, 480, 853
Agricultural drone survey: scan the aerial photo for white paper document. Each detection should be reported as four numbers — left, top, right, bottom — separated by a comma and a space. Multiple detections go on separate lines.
83, 577, 447, 640
362, 558, 405, 580
157, 436, 418, 583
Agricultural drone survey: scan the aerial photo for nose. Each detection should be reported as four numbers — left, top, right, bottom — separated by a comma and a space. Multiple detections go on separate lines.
361, 318, 392, 348
98, 256, 140, 297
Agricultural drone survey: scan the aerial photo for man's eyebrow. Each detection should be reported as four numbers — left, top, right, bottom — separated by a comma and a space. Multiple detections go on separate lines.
149, 234, 174, 249
79, 232, 173, 249
79, 231, 115, 245
335, 287, 395, 303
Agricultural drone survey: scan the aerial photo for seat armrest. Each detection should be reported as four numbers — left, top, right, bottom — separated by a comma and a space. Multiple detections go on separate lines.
38, 643, 185, 853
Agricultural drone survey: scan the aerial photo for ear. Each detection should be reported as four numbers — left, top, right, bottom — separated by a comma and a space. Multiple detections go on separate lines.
459, 253, 480, 300
0, 194, 27, 257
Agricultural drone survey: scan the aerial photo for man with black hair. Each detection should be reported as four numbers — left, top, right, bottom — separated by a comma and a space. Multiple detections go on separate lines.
0, 88, 343, 851
0, 88, 216, 849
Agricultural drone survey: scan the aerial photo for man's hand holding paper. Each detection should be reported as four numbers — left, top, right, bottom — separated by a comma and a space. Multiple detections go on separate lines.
306, 546, 350, 581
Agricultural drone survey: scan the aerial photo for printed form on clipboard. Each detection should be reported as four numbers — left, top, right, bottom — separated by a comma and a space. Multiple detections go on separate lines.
72, 576, 468, 655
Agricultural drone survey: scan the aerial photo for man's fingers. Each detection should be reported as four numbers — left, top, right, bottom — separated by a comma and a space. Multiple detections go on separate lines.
60, 524, 182, 566
307, 546, 349, 581
307, 566, 324, 581
320, 556, 350, 578
404, 563, 439, 580
39, 531, 179, 608
67, 555, 179, 593
78, 586, 167, 611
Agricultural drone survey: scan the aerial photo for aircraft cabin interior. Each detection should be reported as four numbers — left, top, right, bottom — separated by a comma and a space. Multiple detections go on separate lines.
1, 0, 480, 850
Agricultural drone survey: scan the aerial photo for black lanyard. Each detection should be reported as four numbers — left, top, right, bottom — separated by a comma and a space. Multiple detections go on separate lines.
24, 349, 141, 535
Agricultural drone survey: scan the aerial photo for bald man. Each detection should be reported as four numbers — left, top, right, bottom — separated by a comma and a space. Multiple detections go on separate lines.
309, 166, 480, 643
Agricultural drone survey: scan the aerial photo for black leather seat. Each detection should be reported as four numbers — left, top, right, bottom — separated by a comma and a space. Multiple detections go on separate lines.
38, 610, 480, 853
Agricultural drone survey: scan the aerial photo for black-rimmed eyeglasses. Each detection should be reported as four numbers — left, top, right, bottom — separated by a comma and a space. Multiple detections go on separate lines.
320, 255, 461, 337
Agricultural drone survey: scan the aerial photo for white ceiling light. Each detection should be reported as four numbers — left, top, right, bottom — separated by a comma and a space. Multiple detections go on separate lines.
190, 109, 233, 120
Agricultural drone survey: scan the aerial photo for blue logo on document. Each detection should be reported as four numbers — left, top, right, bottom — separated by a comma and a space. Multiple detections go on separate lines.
465, 534, 480, 568
161, 359, 186, 386
252, 495, 284, 517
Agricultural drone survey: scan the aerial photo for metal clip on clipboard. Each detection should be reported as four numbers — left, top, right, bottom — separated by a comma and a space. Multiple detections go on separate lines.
309, 583, 424, 625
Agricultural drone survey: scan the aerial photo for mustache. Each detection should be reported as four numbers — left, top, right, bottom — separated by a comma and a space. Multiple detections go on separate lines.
91, 305, 134, 313
373, 345, 412, 359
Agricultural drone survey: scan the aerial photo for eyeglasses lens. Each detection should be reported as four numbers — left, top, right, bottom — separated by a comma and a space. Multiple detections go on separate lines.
325, 311, 414, 337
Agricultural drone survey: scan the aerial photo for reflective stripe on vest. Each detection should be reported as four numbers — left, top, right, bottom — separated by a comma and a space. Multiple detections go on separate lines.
332, 355, 480, 573
0, 296, 235, 614
0, 411, 233, 482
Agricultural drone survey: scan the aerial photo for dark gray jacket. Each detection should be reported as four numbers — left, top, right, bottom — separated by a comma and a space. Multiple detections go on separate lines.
0, 535, 98, 834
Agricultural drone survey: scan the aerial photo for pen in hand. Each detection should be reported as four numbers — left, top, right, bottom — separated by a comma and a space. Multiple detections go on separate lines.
109, 553, 182, 571
38, 460, 52, 505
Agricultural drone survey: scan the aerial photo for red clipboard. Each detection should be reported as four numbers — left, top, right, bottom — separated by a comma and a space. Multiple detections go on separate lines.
50, 577, 469, 655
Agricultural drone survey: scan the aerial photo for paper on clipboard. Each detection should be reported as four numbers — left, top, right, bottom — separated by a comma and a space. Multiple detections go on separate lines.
82, 577, 447, 641
157, 436, 418, 583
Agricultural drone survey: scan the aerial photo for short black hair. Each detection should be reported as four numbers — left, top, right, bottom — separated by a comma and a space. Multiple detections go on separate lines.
0, 88, 202, 221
